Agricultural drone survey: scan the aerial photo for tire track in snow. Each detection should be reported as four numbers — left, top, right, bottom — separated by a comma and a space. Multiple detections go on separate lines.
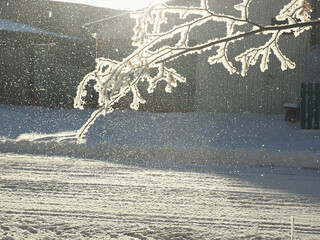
0, 154, 320, 240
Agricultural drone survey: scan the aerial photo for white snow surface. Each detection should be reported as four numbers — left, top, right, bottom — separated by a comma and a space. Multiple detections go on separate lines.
0, 153, 319, 240
0, 104, 319, 169
1, 105, 320, 239
48, 0, 169, 11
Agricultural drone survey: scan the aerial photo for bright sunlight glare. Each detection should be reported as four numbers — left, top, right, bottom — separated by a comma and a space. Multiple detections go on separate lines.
50, 0, 169, 11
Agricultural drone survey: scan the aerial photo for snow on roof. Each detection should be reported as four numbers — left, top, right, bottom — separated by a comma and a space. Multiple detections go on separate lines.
283, 103, 299, 108
47, 0, 169, 11
0, 18, 80, 39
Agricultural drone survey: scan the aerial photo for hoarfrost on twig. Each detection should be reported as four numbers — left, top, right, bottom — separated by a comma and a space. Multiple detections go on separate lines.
74, 0, 319, 139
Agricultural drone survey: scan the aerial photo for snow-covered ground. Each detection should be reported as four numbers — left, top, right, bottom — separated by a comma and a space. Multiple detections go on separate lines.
1, 104, 320, 239
0, 104, 320, 169
1, 154, 320, 240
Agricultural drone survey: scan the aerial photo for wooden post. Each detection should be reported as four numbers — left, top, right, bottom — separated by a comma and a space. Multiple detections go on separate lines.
291, 216, 295, 240
300, 83, 307, 129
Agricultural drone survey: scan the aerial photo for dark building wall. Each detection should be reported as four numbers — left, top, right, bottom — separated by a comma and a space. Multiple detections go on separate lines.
0, 35, 34, 105
0, 0, 102, 107
0, 0, 121, 39
0, 0, 197, 112
310, 0, 320, 46
0, 29, 96, 107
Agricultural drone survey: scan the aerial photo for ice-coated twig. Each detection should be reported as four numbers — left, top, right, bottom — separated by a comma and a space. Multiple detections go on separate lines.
74, 0, 320, 139
235, 30, 296, 76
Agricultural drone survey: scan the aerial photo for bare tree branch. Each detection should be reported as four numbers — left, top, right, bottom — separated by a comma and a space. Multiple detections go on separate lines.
155, 19, 320, 64
74, 0, 320, 139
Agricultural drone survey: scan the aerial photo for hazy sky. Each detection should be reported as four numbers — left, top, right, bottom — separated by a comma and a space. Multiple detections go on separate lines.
50, 0, 168, 10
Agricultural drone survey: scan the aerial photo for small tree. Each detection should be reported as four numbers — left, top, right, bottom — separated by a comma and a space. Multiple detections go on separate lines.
74, 0, 320, 139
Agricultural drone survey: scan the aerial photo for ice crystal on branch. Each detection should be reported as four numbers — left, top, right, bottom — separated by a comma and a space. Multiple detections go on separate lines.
235, 31, 296, 76
234, 0, 252, 20
277, 0, 313, 36
74, 0, 320, 139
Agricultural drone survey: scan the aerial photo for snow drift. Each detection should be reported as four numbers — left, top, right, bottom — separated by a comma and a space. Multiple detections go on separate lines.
0, 105, 319, 169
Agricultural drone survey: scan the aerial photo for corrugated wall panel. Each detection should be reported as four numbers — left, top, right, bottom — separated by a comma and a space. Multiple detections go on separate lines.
194, 0, 311, 114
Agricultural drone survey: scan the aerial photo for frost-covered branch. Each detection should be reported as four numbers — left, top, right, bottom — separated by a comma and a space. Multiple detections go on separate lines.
74, 0, 320, 139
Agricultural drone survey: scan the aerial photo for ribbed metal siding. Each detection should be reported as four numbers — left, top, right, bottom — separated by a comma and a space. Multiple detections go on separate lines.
194, 0, 311, 114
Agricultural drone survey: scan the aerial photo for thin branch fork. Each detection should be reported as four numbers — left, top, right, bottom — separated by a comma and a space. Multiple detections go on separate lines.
155, 19, 320, 64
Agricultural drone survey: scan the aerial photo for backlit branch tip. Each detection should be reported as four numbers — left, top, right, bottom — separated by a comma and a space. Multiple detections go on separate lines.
74, 0, 320, 139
